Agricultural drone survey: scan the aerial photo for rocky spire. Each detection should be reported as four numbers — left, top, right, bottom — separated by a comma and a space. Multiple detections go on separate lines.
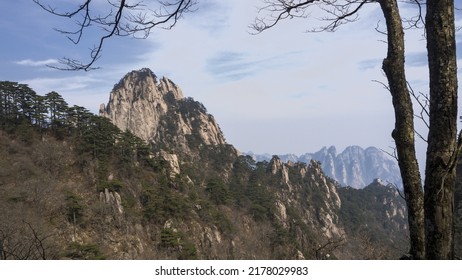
100, 68, 227, 154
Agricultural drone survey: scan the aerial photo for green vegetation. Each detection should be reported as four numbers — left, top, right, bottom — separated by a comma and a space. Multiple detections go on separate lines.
160, 228, 198, 260
65, 193, 85, 225
337, 183, 409, 259
140, 177, 191, 224
65, 242, 106, 260
205, 179, 229, 205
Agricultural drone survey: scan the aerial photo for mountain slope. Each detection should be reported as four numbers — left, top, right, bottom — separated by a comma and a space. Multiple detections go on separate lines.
0, 74, 409, 259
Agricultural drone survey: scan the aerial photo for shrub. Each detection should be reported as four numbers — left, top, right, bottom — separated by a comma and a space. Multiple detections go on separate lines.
65, 242, 106, 260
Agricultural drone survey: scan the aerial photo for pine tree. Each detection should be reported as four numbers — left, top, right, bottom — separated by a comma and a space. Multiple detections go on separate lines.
67, 105, 92, 136
44, 91, 69, 133
32, 95, 48, 129
16, 84, 38, 123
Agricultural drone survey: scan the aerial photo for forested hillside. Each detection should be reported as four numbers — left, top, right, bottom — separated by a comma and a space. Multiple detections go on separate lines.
0, 79, 409, 259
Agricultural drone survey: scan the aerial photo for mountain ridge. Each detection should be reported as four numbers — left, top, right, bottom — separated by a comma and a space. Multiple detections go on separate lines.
246, 145, 402, 189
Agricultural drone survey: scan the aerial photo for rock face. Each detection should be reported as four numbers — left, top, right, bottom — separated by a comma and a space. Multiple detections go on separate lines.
100, 68, 226, 154
264, 156, 346, 256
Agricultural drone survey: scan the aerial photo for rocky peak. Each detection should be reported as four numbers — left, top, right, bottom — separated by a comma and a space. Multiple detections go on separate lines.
268, 156, 291, 187
158, 76, 183, 100
111, 68, 183, 102
269, 156, 283, 175
100, 68, 227, 155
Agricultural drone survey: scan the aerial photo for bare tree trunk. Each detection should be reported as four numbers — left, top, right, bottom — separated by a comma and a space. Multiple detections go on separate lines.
378, 0, 425, 259
424, 0, 458, 260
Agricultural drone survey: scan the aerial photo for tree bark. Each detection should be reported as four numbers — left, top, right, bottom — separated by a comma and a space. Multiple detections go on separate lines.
424, 0, 458, 260
378, 0, 425, 259
454, 157, 462, 258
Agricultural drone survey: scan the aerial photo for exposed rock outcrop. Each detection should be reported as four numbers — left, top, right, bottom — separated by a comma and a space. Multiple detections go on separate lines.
100, 68, 227, 155
269, 157, 344, 241
100, 189, 124, 214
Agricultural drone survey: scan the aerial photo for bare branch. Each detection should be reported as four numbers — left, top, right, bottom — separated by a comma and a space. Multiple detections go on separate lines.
315, 229, 345, 259
401, 0, 425, 30
23, 220, 54, 260
380, 146, 399, 162
394, 183, 406, 200
251, 0, 375, 34
372, 79, 391, 91
34, 0, 197, 71
414, 129, 428, 143
408, 82, 430, 129
313, 0, 371, 32
375, 20, 388, 36
0, 220, 54, 260
251, 0, 316, 33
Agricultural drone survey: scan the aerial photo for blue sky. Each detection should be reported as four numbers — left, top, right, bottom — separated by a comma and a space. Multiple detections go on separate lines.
1, 0, 462, 167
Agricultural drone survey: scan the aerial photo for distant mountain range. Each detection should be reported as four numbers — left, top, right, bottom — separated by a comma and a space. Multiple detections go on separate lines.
246, 146, 403, 189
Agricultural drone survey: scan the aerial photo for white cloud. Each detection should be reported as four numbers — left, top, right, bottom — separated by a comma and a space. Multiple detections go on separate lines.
15, 59, 59, 67
20, 74, 109, 112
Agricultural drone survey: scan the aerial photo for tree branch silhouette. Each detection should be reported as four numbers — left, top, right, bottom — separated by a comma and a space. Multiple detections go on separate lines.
33, 0, 197, 71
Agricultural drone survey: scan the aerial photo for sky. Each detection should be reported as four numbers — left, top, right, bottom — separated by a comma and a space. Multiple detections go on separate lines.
1, 0, 462, 168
